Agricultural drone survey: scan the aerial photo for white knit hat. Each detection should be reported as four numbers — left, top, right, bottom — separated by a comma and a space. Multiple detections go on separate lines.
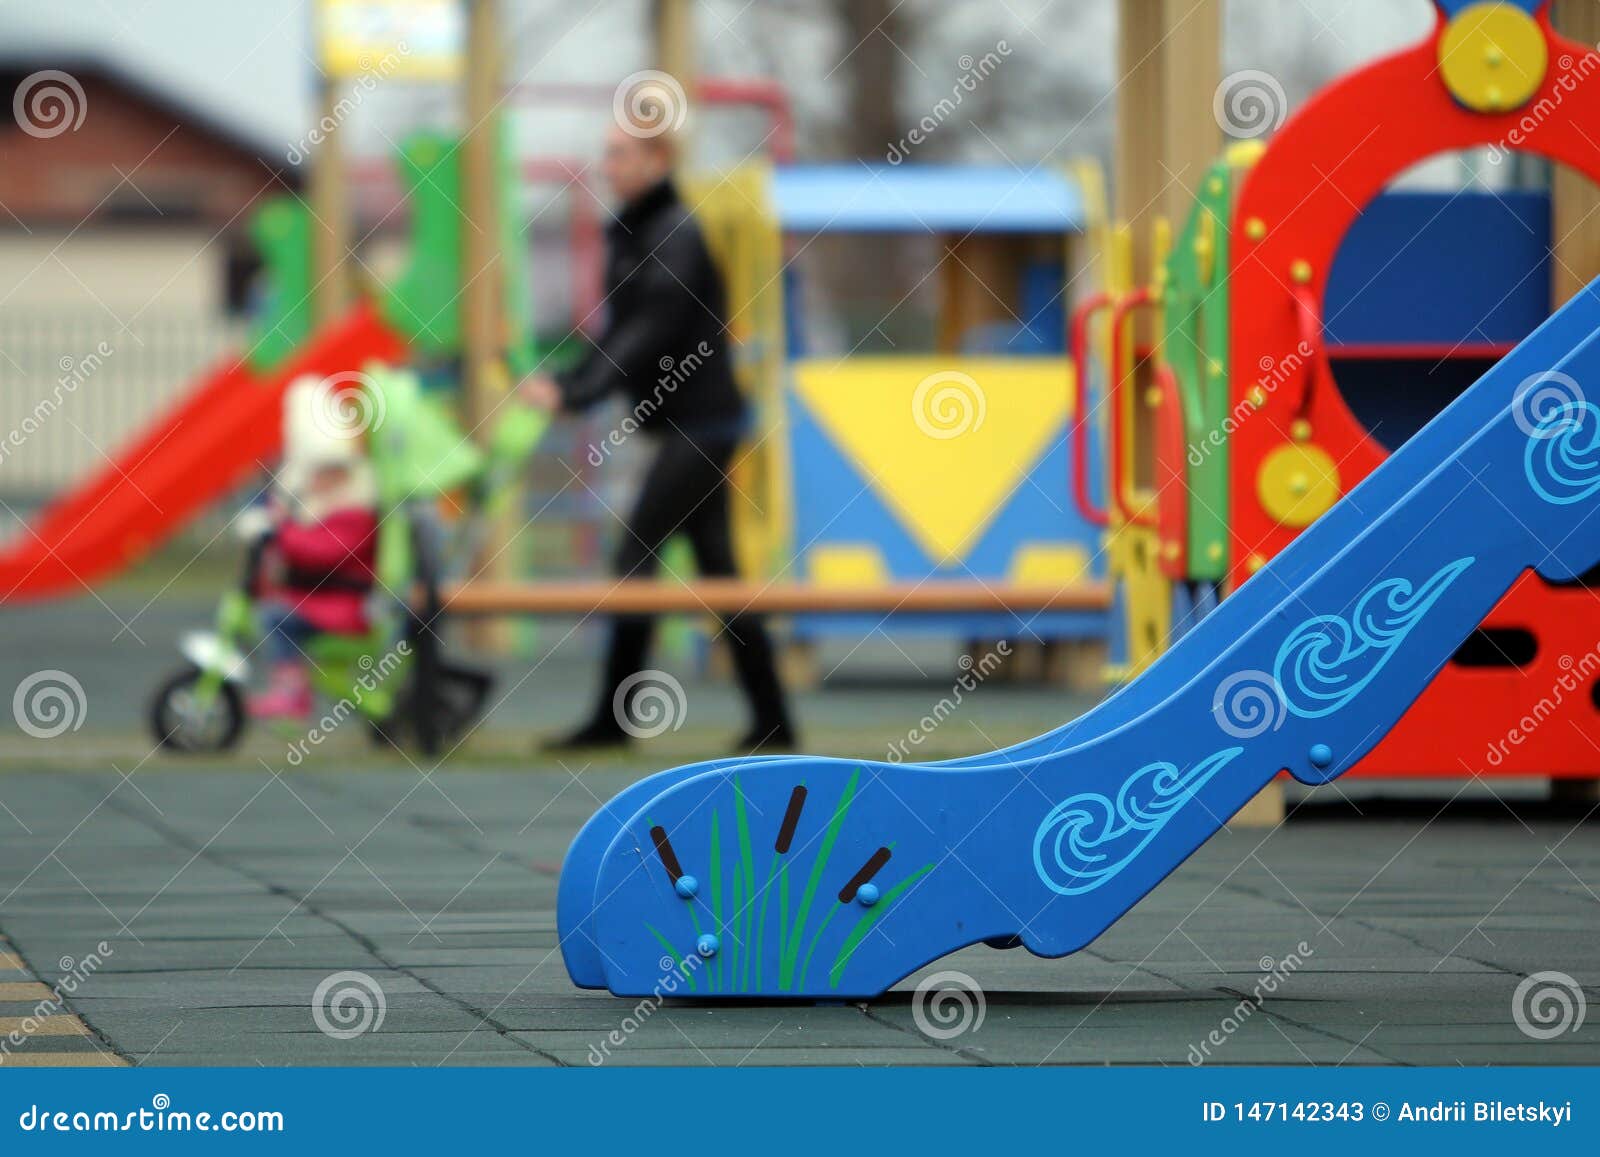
279, 374, 377, 516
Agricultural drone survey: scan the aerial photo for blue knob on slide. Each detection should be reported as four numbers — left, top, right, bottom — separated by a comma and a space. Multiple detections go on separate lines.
1309, 743, 1333, 768
674, 875, 699, 899
696, 934, 719, 958
856, 883, 880, 907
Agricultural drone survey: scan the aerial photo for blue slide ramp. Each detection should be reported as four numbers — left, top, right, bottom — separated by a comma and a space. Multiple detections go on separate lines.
562, 285, 1600, 998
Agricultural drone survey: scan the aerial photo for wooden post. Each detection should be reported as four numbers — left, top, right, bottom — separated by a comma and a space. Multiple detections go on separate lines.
1543, 3, 1600, 803
1115, 0, 1283, 827
461, 0, 504, 434
1550, 0, 1600, 306
1160, 0, 1222, 223
1114, 0, 1223, 266
308, 74, 353, 324
461, 0, 509, 649
653, 0, 695, 164
1114, 0, 1168, 266
653, 0, 695, 87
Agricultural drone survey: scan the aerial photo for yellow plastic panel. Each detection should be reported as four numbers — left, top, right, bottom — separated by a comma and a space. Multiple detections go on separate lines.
1008, 543, 1091, 586
791, 356, 1073, 564
808, 545, 891, 588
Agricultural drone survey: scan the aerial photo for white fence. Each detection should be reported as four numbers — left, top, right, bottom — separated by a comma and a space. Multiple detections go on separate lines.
0, 311, 247, 500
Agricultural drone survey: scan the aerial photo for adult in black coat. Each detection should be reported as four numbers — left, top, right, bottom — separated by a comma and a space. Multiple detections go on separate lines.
521, 121, 795, 753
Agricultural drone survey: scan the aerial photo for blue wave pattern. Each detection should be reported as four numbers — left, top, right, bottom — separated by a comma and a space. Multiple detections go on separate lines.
1525, 400, 1600, 506
1272, 556, 1475, 719
1033, 747, 1244, 896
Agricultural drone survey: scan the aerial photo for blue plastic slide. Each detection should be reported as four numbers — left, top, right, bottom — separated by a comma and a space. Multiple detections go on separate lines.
561, 284, 1600, 997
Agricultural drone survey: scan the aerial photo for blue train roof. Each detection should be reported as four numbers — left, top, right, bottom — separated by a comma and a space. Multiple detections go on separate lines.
771, 164, 1085, 234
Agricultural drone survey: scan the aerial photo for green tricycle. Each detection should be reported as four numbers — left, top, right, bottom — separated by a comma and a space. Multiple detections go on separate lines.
148, 366, 548, 756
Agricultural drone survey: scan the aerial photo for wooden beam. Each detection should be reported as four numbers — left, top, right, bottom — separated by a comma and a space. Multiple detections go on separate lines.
308, 76, 352, 325
1114, 0, 1168, 238
653, 0, 696, 85
459, 0, 510, 651
1160, 0, 1222, 224
1550, 0, 1600, 305
461, 0, 504, 433
1115, 0, 1223, 261
442, 579, 1113, 616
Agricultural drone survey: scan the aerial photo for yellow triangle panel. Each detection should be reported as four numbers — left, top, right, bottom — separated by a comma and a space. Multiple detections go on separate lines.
792, 357, 1074, 563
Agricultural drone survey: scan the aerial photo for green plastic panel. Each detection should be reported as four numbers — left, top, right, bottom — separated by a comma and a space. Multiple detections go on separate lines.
1161, 156, 1240, 581
246, 197, 314, 372
383, 129, 533, 360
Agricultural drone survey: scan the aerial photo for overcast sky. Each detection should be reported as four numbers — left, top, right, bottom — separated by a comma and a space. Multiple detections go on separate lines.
5, 0, 1438, 163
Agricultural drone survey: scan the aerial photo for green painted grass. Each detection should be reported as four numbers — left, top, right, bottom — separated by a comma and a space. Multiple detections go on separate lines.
779, 769, 859, 991
648, 768, 935, 995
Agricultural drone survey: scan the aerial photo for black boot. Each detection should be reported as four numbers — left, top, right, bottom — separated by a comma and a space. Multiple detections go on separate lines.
723, 613, 797, 755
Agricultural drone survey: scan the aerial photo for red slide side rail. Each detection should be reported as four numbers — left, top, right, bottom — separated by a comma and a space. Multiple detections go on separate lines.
1108, 288, 1159, 528
1068, 292, 1115, 528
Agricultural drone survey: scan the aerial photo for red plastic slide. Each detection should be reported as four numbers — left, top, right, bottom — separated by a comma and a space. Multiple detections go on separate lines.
0, 303, 406, 603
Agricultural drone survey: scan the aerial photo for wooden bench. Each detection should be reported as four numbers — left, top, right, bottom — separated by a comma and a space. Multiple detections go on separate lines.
442, 579, 1113, 691
441, 578, 1113, 617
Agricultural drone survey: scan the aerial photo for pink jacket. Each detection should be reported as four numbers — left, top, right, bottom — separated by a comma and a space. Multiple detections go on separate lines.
271, 508, 378, 635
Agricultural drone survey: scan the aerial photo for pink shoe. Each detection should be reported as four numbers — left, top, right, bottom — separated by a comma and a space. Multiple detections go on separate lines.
249, 662, 312, 720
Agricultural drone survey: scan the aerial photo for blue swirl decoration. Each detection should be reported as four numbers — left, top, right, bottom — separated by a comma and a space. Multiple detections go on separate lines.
1525, 400, 1600, 506
1033, 747, 1244, 896
1272, 556, 1475, 719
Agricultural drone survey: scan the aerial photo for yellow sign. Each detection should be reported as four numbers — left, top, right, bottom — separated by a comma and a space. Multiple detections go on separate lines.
318, 0, 463, 80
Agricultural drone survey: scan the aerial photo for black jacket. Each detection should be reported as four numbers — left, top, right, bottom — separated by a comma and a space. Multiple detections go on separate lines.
555, 179, 746, 436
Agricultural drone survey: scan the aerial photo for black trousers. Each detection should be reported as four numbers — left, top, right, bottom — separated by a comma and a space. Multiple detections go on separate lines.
594, 432, 791, 736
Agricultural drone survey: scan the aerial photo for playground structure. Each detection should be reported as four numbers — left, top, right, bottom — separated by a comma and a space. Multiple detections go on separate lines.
0, 71, 1120, 683
560, 0, 1600, 998
769, 163, 1111, 660
1101, 0, 1600, 781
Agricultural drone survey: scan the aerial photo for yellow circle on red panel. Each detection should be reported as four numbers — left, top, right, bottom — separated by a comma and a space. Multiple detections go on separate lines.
1258, 442, 1340, 528
1438, 2, 1547, 113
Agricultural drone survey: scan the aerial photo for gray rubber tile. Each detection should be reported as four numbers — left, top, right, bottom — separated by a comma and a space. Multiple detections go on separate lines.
1, 740, 1597, 1066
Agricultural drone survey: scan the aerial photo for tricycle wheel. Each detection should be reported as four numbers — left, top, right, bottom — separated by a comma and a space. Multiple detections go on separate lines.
149, 666, 245, 753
